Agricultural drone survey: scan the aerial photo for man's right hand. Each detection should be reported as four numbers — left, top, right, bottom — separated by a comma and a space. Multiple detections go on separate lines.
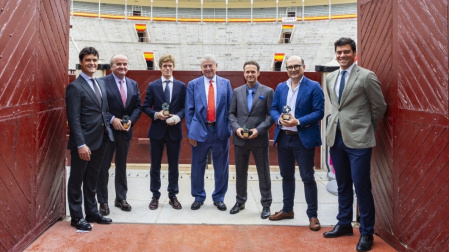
78, 146, 91, 161
156, 110, 170, 120
188, 138, 197, 147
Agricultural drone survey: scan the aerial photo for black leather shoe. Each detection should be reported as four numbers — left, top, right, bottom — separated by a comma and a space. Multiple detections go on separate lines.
85, 214, 112, 224
115, 199, 132, 211
261, 206, 271, 219
99, 203, 110, 216
71, 218, 92, 231
214, 201, 227, 211
191, 201, 203, 210
149, 197, 159, 210
323, 224, 353, 238
356, 234, 374, 251
230, 203, 245, 214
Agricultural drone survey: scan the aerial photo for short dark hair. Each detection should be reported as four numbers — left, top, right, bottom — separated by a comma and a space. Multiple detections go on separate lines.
334, 37, 356, 52
79, 47, 99, 61
243, 61, 260, 71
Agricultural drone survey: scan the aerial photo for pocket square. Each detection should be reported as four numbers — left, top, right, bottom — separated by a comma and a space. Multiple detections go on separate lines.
259, 96, 265, 99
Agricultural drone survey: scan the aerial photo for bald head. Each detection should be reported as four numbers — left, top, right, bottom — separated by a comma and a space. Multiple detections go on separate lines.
110, 54, 129, 79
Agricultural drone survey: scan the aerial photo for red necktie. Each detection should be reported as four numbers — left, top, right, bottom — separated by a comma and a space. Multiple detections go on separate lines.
119, 80, 126, 106
207, 79, 216, 122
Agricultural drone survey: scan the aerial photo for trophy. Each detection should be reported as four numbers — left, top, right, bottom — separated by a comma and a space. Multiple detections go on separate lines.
282, 106, 291, 120
242, 124, 251, 139
121, 115, 130, 129
162, 102, 170, 116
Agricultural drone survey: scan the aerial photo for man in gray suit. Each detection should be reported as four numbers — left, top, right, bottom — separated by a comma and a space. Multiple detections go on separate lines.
323, 37, 386, 252
228, 61, 274, 219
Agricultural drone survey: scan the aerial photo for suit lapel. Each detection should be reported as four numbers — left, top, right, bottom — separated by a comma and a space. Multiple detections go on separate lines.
171, 80, 179, 105
328, 71, 339, 105
97, 78, 107, 109
296, 78, 307, 105
199, 76, 208, 109
281, 83, 289, 109
124, 77, 133, 108
215, 76, 223, 108
80, 76, 101, 108
239, 85, 250, 115
251, 83, 263, 113
340, 65, 359, 105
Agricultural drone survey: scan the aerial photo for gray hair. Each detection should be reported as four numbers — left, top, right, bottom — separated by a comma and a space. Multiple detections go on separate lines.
110, 54, 128, 66
201, 54, 217, 64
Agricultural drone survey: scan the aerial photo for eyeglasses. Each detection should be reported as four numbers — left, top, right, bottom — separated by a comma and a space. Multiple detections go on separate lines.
286, 64, 302, 71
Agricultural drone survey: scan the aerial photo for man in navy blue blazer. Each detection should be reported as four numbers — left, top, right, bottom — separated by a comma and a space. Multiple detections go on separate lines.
269, 55, 324, 232
143, 54, 186, 210
185, 54, 233, 211
66, 47, 114, 231
97, 54, 142, 215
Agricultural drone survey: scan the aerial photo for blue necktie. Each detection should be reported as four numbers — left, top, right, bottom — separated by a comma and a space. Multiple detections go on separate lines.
247, 89, 253, 112
90, 78, 102, 104
338, 71, 346, 103
164, 80, 170, 103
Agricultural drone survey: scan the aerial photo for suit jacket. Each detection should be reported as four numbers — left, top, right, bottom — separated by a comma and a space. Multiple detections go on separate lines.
326, 64, 387, 148
228, 82, 274, 147
143, 78, 186, 141
270, 76, 324, 149
185, 75, 232, 142
100, 74, 142, 141
66, 75, 114, 151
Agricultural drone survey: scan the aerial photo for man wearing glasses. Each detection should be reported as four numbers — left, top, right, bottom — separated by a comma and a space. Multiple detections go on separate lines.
269, 55, 324, 232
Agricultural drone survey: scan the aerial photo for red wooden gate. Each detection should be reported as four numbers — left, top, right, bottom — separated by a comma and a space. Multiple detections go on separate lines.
0, 0, 68, 251
359, 0, 449, 251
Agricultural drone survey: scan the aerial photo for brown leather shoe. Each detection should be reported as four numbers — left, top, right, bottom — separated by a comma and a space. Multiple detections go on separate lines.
149, 197, 159, 210
268, 210, 294, 221
309, 217, 321, 231
99, 203, 110, 216
169, 197, 182, 209
114, 199, 132, 211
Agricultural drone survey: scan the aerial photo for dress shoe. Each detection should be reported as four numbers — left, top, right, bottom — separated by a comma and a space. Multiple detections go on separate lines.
261, 207, 271, 219
169, 196, 182, 209
149, 197, 159, 210
213, 201, 227, 211
85, 214, 112, 224
99, 203, 110, 216
191, 201, 203, 210
323, 224, 354, 238
230, 203, 245, 214
115, 199, 132, 211
269, 210, 294, 221
309, 217, 321, 231
71, 218, 92, 231
356, 234, 374, 251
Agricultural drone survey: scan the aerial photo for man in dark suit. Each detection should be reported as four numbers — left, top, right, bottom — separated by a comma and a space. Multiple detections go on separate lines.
323, 37, 386, 252
143, 54, 186, 210
66, 47, 114, 231
96, 54, 142, 215
185, 54, 232, 211
269, 55, 324, 232
228, 61, 274, 219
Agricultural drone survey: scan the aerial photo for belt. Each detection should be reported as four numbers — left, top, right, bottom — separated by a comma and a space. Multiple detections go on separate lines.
207, 121, 216, 127
282, 130, 297, 135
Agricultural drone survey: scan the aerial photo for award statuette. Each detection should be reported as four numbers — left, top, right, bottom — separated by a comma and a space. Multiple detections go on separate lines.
242, 124, 250, 139
162, 102, 170, 116
282, 106, 291, 120
121, 115, 130, 129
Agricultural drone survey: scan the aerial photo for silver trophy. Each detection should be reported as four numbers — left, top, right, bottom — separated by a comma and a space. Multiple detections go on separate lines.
242, 124, 251, 139
282, 106, 291, 120
121, 115, 130, 129
162, 102, 170, 116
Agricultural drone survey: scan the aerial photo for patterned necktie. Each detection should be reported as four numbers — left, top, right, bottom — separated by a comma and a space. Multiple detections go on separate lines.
338, 71, 346, 103
207, 79, 216, 122
247, 89, 253, 112
164, 80, 170, 103
119, 80, 126, 106
91, 78, 101, 104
